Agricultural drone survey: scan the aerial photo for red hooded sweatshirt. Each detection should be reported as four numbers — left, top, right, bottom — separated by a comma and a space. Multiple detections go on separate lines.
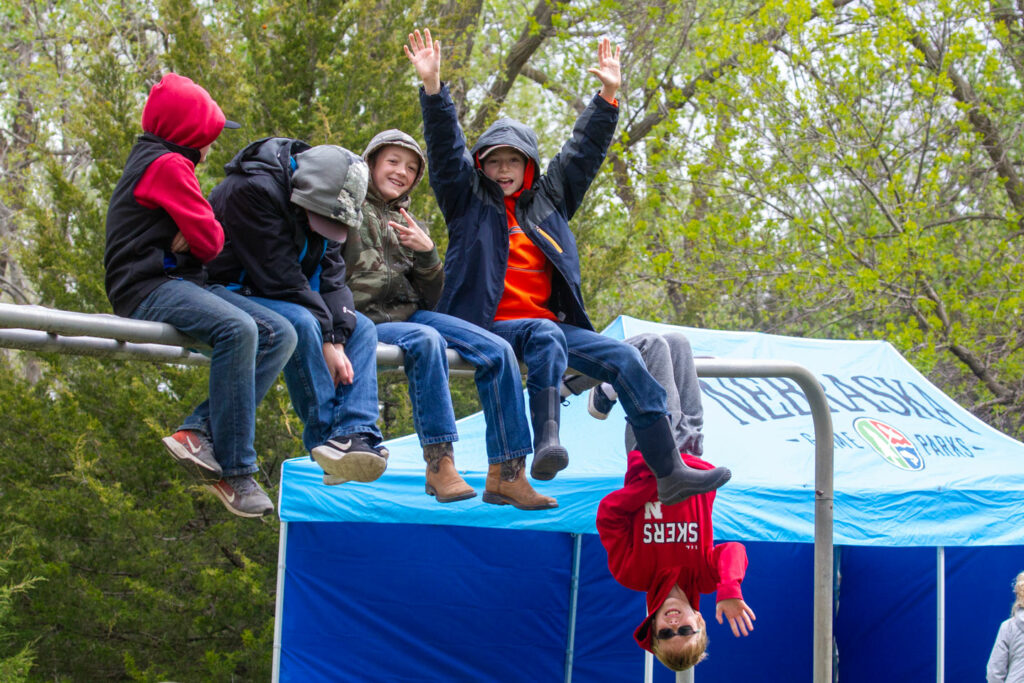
596, 450, 748, 653
133, 73, 228, 262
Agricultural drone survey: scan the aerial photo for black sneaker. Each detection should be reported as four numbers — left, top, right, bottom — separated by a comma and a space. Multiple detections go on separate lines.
206, 475, 274, 518
313, 436, 388, 485
162, 430, 222, 483
587, 384, 617, 420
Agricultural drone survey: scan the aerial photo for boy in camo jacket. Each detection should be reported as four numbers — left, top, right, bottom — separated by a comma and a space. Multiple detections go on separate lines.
342, 129, 556, 509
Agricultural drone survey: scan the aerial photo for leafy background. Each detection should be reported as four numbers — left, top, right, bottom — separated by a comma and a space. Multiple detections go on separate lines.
3, 0, 1023, 678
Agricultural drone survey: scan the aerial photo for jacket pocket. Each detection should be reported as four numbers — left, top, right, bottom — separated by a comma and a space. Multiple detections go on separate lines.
535, 227, 564, 254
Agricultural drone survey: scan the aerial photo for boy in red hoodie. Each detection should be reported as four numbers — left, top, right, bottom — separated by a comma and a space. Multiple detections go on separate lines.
104, 73, 297, 518
597, 450, 755, 671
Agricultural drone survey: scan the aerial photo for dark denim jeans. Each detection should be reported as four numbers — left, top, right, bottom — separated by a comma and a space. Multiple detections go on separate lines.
248, 298, 382, 454
377, 310, 532, 463
491, 318, 668, 430
131, 281, 297, 476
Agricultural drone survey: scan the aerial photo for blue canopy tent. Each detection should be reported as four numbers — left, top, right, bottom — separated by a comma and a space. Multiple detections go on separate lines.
274, 316, 1024, 681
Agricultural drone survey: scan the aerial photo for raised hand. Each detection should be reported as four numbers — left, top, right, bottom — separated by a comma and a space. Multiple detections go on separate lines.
587, 37, 622, 103
389, 208, 434, 252
404, 28, 442, 95
716, 598, 756, 637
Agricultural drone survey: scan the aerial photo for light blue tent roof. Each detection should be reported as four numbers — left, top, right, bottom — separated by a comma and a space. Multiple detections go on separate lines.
279, 315, 1024, 547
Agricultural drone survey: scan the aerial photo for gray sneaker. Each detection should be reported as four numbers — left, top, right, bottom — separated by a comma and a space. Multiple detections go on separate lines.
206, 475, 274, 518
162, 430, 222, 483
316, 438, 388, 485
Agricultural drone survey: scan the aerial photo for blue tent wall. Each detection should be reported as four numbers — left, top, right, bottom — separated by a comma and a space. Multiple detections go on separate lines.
277, 317, 1024, 680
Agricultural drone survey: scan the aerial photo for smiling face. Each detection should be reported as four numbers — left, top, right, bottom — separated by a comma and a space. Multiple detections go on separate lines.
649, 589, 708, 669
370, 144, 421, 201
481, 147, 527, 196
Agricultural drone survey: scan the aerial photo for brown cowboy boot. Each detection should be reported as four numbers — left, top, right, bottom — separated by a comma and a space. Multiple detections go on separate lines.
424, 443, 477, 503
482, 457, 558, 510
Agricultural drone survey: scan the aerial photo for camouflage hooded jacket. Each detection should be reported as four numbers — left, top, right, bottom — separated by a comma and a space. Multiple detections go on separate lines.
343, 129, 443, 323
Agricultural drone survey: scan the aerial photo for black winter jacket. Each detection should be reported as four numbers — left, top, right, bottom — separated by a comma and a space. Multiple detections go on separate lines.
207, 137, 357, 343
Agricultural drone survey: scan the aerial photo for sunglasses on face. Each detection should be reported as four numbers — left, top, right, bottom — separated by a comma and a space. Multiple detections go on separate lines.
654, 625, 702, 640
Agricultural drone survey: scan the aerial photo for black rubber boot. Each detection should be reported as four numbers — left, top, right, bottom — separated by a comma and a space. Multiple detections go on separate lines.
633, 416, 731, 505
529, 387, 569, 481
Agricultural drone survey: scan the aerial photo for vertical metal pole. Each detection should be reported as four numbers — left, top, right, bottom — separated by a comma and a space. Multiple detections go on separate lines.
937, 546, 945, 683
564, 533, 582, 683
677, 665, 695, 682
272, 521, 289, 683
645, 651, 653, 682
696, 361, 834, 683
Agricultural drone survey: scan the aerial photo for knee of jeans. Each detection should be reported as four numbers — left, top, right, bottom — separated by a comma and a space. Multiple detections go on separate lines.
622, 343, 647, 373
532, 320, 567, 351
214, 312, 259, 349
403, 326, 447, 359
274, 321, 299, 355
291, 312, 323, 349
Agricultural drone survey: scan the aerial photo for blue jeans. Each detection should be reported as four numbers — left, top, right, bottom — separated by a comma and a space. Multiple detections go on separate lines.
378, 310, 532, 463
491, 318, 668, 430
131, 281, 297, 476
248, 298, 381, 454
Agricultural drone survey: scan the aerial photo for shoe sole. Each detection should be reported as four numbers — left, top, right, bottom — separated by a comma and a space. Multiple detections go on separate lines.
530, 446, 569, 481
311, 448, 387, 483
425, 484, 478, 504
482, 490, 558, 510
205, 484, 273, 518
587, 390, 611, 420
658, 467, 732, 506
162, 436, 222, 484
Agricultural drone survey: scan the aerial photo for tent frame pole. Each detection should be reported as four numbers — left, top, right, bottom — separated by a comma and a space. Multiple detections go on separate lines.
564, 533, 582, 682
0, 304, 836, 682
937, 546, 945, 683
272, 521, 289, 683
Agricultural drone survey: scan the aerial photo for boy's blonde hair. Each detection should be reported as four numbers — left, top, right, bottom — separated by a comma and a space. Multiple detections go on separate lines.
1012, 571, 1024, 615
651, 630, 709, 671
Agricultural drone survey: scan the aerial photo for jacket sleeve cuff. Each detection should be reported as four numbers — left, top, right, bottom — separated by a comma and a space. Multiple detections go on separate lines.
715, 581, 744, 602
413, 247, 441, 269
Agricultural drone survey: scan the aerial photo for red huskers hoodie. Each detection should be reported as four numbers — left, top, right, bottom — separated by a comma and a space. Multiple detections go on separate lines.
596, 450, 748, 653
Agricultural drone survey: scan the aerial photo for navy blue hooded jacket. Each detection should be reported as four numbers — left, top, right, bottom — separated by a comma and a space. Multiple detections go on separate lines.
206, 137, 357, 344
420, 84, 618, 331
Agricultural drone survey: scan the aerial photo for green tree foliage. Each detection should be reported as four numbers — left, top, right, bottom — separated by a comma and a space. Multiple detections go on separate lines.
3, 0, 1024, 678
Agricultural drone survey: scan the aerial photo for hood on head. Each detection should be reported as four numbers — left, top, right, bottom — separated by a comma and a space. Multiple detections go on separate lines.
471, 118, 541, 194
362, 129, 427, 199
142, 73, 233, 150
471, 118, 541, 170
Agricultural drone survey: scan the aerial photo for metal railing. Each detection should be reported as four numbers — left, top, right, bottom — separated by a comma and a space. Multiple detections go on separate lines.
0, 302, 835, 683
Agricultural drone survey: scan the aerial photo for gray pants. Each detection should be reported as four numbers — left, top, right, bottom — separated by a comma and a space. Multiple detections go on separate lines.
622, 332, 704, 456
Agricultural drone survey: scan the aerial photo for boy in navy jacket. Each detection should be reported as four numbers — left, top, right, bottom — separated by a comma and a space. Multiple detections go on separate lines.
105, 74, 297, 518
407, 30, 730, 505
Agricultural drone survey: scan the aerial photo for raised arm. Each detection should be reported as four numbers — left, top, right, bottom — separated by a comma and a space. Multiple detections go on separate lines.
405, 28, 441, 95
538, 39, 621, 219
407, 28, 476, 222
588, 37, 621, 104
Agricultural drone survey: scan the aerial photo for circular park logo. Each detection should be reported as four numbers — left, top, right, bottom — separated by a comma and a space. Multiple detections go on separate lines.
853, 417, 925, 471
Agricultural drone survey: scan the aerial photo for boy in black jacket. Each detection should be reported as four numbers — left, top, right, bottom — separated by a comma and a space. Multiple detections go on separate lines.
208, 141, 389, 485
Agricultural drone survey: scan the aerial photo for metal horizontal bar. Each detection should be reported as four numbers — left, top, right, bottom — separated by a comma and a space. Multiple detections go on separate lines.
0, 302, 833, 681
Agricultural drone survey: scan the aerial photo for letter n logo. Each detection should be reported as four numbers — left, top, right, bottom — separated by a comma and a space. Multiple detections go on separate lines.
644, 501, 663, 520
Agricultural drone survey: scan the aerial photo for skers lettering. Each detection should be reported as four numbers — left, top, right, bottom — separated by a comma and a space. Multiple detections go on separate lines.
643, 522, 699, 544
